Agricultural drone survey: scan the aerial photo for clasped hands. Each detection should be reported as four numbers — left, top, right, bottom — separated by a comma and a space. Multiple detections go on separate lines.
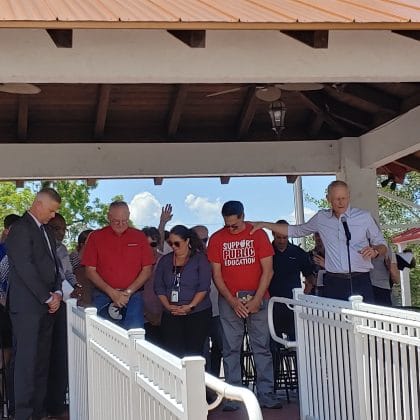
110, 289, 131, 308
231, 296, 261, 318
168, 304, 192, 316
47, 292, 62, 313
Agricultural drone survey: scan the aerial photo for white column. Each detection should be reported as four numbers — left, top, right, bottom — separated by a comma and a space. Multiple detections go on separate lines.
337, 138, 379, 220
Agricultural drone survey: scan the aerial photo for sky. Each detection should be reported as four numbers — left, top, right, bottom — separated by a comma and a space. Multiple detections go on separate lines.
90, 175, 334, 236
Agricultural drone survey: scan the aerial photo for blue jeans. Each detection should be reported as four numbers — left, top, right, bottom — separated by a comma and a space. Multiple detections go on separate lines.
93, 289, 144, 330
219, 296, 274, 399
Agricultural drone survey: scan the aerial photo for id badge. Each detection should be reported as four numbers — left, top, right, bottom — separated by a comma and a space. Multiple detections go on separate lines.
171, 289, 179, 303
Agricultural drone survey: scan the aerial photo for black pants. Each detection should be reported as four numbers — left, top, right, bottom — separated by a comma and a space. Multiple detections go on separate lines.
10, 310, 54, 420
46, 302, 68, 416
323, 272, 374, 303
372, 286, 392, 306
161, 308, 211, 358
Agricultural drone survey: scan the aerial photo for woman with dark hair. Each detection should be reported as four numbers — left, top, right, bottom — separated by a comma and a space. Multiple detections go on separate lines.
154, 225, 211, 357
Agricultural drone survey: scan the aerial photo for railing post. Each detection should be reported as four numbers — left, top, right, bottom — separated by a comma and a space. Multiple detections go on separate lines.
292, 288, 310, 417
84, 307, 98, 420
66, 299, 77, 420
128, 328, 145, 420
180, 357, 207, 420
348, 295, 366, 420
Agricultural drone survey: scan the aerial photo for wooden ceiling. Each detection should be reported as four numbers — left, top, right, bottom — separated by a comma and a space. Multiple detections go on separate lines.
0, 82, 419, 175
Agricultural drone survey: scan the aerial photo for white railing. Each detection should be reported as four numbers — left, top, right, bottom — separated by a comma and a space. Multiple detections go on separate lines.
66, 299, 262, 420
269, 290, 420, 420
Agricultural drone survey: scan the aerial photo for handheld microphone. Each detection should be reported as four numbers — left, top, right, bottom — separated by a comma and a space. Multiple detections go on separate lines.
341, 216, 351, 241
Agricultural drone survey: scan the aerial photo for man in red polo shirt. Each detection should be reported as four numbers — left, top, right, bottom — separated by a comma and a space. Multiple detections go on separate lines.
82, 201, 153, 329
207, 201, 282, 411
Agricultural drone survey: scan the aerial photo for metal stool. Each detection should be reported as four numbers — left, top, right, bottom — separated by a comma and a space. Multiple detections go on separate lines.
273, 345, 298, 402
240, 320, 256, 390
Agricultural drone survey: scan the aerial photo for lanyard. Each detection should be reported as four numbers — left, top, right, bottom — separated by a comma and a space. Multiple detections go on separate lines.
172, 253, 189, 288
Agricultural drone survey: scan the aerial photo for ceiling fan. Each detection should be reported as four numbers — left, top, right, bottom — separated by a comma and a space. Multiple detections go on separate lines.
206, 82, 324, 102
0, 83, 41, 94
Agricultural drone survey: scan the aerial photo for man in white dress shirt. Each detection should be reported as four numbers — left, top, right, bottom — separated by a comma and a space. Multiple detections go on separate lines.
251, 180, 387, 302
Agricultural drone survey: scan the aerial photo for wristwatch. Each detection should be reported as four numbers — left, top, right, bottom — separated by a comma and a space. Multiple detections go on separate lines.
125, 288, 133, 295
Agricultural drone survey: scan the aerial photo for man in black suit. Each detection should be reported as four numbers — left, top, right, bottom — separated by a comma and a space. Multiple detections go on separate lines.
7, 188, 62, 420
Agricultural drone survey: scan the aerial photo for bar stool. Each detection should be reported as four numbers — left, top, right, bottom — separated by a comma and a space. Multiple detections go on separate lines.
272, 344, 298, 402
240, 320, 256, 391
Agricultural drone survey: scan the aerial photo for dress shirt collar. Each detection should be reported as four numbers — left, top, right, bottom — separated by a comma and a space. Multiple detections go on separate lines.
28, 211, 42, 228
328, 205, 351, 219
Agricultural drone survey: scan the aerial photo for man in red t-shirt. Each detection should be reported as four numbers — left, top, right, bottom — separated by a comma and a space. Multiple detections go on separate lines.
207, 201, 282, 410
82, 201, 153, 329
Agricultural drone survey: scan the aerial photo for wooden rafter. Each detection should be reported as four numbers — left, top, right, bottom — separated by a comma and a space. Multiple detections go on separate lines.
94, 84, 111, 140
397, 155, 420, 172
167, 30, 206, 48
308, 113, 324, 137
154, 177, 164, 185
286, 175, 298, 184
400, 90, 420, 113
237, 86, 258, 138
46, 29, 73, 48
17, 96, 28, 140
220, 176, 230, 184
168, 85, 188, 137
392, 30, 420, 42
323, 85, 398, 115
297, 92, 346, 135
281, 30, 328, 48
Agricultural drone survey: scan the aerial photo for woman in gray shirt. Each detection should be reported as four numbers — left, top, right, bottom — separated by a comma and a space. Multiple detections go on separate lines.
154, 225, 211, 357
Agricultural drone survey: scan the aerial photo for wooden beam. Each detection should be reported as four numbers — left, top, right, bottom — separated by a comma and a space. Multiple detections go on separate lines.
400, 90, 420, 113
323, 85, 398, 115
396, 155, 420, 172
17, 96, 28, 140
86, 178, 97, 187
46, 29, 73, 48
237, 87, 258, 138
220, 176, 230, 184
297, 92, 346, 136
308, 113, 324, 137
281, 30, 328, 48
15, 180, 24, 188
94, 85, 111, 140
392, 30, 420, 42
167, 85, 188, 137
167, 30, 206, 48
153, 177, 164, 186
286, 175, 298, 184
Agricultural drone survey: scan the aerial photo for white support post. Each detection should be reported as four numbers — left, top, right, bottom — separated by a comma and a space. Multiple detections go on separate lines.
180, 357, 207, 420
128, 328, 146, 420
292, 288, 310, 416
337, 138, 380, 220
84, 307, 98, 420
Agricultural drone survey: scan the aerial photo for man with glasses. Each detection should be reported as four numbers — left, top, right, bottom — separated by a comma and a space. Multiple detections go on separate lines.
207, 201, 282, 411
82, 201, 154, 329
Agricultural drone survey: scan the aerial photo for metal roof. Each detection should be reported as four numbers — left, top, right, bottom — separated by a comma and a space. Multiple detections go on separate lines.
1, 0, 420, 29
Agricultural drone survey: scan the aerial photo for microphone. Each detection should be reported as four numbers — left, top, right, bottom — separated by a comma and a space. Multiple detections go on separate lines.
341, 216, 351, 241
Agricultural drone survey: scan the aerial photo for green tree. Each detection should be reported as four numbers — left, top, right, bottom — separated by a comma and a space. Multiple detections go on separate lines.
0, 181, 123, 247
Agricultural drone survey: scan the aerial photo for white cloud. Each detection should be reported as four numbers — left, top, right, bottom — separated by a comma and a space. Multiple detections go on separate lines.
287, 207, 317, 224
129, 192, 161, 228
185, 194, 222, 223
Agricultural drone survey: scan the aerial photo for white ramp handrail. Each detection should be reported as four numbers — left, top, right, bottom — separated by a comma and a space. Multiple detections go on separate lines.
205, 373, 263, 420
67, 299, 263, 420
269, 290, 420, 420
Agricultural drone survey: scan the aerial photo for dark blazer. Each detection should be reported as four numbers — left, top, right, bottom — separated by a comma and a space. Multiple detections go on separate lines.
7, 211, 61, 314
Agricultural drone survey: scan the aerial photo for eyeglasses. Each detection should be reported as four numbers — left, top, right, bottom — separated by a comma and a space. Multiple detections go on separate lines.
201, 237, 208, 244
149, 241, 158, 248
168, 241, 182, 248
110, 219, 129, 226
224, 223, 240, 230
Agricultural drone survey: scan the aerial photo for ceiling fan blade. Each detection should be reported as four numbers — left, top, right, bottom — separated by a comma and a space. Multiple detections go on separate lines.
276, 83, 324, 91
206, 87, 243, 97
255, 86, 282, 102
0, 83, 41, 94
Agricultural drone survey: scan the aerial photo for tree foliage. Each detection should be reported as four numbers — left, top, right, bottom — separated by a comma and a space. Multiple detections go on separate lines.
0, 181, 123, 246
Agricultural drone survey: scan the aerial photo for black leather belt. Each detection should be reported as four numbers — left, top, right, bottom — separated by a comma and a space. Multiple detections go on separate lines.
325, 271, 367, 279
